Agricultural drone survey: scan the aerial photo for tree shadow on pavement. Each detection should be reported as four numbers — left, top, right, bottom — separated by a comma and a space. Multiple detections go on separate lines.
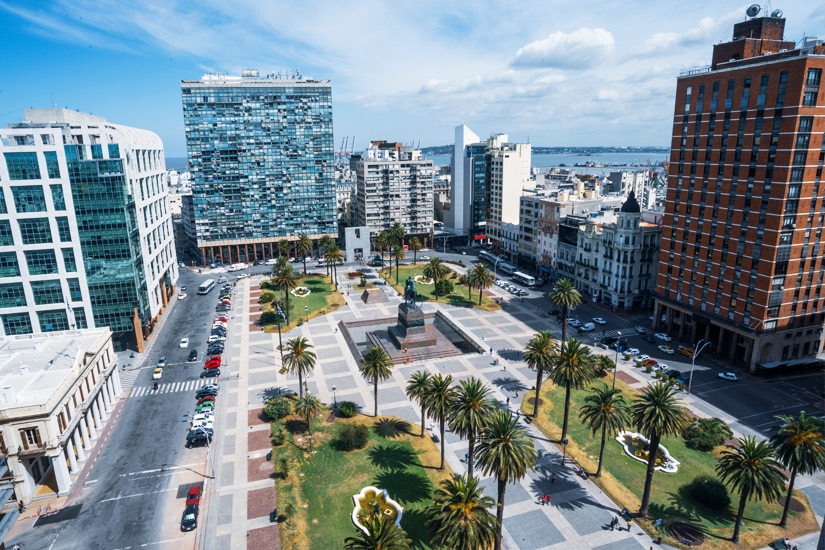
490, 376, 527, 393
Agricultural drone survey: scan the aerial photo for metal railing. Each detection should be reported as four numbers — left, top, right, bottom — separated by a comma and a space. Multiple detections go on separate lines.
679, 65, 712, 77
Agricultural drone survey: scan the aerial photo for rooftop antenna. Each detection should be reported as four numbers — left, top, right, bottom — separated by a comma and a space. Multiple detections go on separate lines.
746, 4, 761, 18
770, 9, 783, 18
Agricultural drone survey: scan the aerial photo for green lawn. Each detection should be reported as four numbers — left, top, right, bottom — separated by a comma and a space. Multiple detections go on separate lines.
273, 412, 453, 550
261, 273, 345, 331
380, 265, 500, 311
521, 377, 818, 549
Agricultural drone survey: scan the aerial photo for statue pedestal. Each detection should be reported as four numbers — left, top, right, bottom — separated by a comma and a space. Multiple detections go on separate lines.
388, 303, 437, 349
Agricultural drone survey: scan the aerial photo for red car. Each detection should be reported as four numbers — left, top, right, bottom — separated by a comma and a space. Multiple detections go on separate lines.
186, 486, 202, 505
643, 359, 659, 367
208, 356, 221, 364
196, 397, 215, 405
205, 357, 221, 366
204, 363, 220, 371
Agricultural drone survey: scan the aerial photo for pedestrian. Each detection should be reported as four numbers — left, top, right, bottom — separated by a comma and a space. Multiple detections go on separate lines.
627, 519, 632, 533
551, 473, 555, 484
621, 507, 628, 517
506, 397, 510, 405
465, 453, 469, 463
490, 347, 493, 354
515, 391, 519, 398
609, 517, 616, 530
783, 538, 790, 550
503, 364, 507, 371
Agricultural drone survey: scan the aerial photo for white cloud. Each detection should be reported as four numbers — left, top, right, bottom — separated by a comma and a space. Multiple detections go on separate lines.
512, 28, 615, 69
596, 89, 620, 101
637, 12, 741, 55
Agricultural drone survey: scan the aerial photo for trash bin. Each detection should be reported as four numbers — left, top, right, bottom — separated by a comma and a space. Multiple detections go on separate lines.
266, 451, 272, 461
269, 509, 278, 523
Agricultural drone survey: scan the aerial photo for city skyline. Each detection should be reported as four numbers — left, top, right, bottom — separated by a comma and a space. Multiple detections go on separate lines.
1, 1, 821, 157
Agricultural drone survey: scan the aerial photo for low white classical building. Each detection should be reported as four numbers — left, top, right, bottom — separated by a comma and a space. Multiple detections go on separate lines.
0, 327, 122, 504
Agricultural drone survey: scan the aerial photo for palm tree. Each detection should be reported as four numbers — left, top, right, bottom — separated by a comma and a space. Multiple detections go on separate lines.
359, 346, 394, 417
470, 263, 494, 306
550, 338, 595, 442
391, 245, 405, 283
423, 257, 450, 300
448, 377, 496, 477
293, 393, 322, 452
770, 412, 825, 527
548, 278, 582, 342
425, 474, 497, 550
271, 264, 301, 324
524, 331, 556, 419
296, 233, 312, 274
409, 237, 422, 264
595, 355, 615, 378
281, 336, 316, 398
344, 515, 411, 550
425, 373, 455, 470
389, 222, 405, 248
630, 381, 691, 517
476, 410, 537, 550
326, 245, 343, 290
405, 370, 431, 438
717, 436, 787, 544
459, 273, 473, 301
319, 234, 333, 258
579, 385, 628, 477
278, 239, 291, 258
376, 231, 391, 265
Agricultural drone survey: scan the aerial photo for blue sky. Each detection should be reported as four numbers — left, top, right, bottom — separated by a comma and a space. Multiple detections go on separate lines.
1, 1, 822, 157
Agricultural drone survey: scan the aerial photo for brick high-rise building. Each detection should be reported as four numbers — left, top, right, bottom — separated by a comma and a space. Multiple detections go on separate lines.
654, 13, 824, 372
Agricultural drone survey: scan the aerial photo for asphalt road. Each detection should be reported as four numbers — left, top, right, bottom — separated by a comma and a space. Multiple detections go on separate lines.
15, 268, 221, 550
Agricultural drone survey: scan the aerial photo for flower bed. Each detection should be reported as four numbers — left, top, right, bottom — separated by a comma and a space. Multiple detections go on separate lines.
347, 272, 363, 278
290, 286, 311, 298
413, 275, 433, 285
615, 431, 680, 473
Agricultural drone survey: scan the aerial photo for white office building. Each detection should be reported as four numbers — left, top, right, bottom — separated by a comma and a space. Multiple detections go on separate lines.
0, 109, 178, 350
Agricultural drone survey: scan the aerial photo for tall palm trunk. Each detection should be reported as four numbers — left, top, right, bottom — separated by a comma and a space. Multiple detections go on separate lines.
468, 279, 473, 300
302, 257, 307, 275
373, 377, 379, 417
298, 371, 303, 398
561, 383, 572, 441
413, 250, 417, 264
732, 489, 748, 544
284, 292, 291, 325
561, 305, 569, 342
395, 256, 400, 283
439, 415, 446, 470
333, 263, 339, 290
494, 478, 506, 550
419, 405, 426, 438
780, 467, 798, 527
596, 424, 607, 477
532, 369, 544, 418
478, 285, 483, 305
639, 433, 661, 517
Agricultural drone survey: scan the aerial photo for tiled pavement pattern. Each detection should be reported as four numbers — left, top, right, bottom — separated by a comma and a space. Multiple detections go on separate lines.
210, 273, 825, 550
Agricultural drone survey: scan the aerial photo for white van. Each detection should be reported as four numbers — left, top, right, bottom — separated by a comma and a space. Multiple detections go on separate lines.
580, 322, 596, 332
265, 258, 277, 265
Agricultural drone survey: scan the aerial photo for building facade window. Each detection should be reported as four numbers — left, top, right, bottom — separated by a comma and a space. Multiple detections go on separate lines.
56, 217, 71, 242
19, 427, 42, 449
0, 220, 13, 247
31, 279, 64, 305
44, 151, 61, 179
62, 248, 77, 272
12, 185, 47, 213
0, 252, 20, 277
50, 184, 66, 210
24, 250, 58, 275
18, 218, 52, 244
73, 307, 88, 329
2, 312, 32, 335
67, 277, 82, 301
37, 310, 69, 332
0, 283, 26, 308
4, 152, 40, 180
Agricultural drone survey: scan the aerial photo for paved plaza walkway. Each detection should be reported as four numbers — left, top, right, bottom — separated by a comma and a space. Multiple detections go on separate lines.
208, 272, 824, 550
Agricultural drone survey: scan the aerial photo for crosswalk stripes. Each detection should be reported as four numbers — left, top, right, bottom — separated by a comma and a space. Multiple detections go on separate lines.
118, 368, 140, 389
130, 379, 207, 398
595, 328, 642, 341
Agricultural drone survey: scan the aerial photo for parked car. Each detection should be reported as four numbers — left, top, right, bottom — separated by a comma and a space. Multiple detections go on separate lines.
658, 345, 675, 355
265, 258, 277, 265
152, 367, 163, 380
181, 503, 199, 531
642, 359, 659, 368
676, 375, 691, 384
208, 334, 226, 342
191, 420, 214, 431
217, 276, 227, 284
643, 334, 656, 343
516, 290, 529, 296
237, 273, 249, 279
185, 431, 212, 448
718, 372, 738, 381
634, 326, 647, 334
654, 363, 668, 372
188, 350, 198, 362
180, 337, 189, 348
195, 401, 216, 412
654, 333, 672, 342
634, 354, 650, 364
196, 389, 218, 399
625, 348, 640, 356
567, 319, 582, 328
200, 369, 220, 379
196, 397, 215, 405
665, 369, 682, 379
191, 412, 214, 423
202, 384, 220, 392
186, 486, 202, 506
592, 317, 607, 325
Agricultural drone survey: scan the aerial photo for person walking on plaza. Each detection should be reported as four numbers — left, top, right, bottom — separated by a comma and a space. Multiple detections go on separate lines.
627, 519, 632, 532
551, 473, 555, 484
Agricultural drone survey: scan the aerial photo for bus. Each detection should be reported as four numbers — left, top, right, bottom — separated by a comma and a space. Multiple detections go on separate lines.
198, 279, 216, 295
513, 271, 536, 287
498, 262, 516, 276
478, 250, 502, 265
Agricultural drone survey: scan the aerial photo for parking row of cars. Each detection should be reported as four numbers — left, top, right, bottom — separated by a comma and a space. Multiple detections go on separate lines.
493, 278, 529, 297
203, 284, 232, 379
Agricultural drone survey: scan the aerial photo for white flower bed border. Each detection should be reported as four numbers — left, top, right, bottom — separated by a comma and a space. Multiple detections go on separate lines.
290, 286, 311, 298
615, 430, 680, 474
351, 486, 403, 534
413, 275, 434, 285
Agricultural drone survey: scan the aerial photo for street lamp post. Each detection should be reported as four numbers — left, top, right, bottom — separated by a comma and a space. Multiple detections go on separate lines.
332, 385, 337, 408
688, 339, 712, 395
612, 331, 622, 389
304, 305, 309, 323
275, 305, 284, 363
561, 437, 569, 465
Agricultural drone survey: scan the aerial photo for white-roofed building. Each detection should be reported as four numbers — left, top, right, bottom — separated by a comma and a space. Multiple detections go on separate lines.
0, 327, 121, 510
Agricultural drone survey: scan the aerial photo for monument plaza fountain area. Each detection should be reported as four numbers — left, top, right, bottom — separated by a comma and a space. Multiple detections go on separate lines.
340, 277, 485, 364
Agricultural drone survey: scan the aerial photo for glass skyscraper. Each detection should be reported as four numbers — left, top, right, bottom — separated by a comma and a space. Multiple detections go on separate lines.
181, 71, 337, 265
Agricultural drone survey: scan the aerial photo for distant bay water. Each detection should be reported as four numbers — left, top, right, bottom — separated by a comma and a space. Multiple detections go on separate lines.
165, 152, 669, 177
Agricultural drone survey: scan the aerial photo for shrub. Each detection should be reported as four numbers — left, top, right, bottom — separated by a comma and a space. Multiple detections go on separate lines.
436, 279, 454, 296
338, 401, 357, 418
654, 370, 662, 379
263, 396, 292, 421
279, 458, 289, 479
271, 428, 286, 446
260, 279, 273, 290
335, 424, 369, 451
260, 310, 281, 325
644, 365, 653, 374
359, 277, 367, 287
683, 417, 733, 451
682, 475, 731, 510
260, 290, 275, 304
